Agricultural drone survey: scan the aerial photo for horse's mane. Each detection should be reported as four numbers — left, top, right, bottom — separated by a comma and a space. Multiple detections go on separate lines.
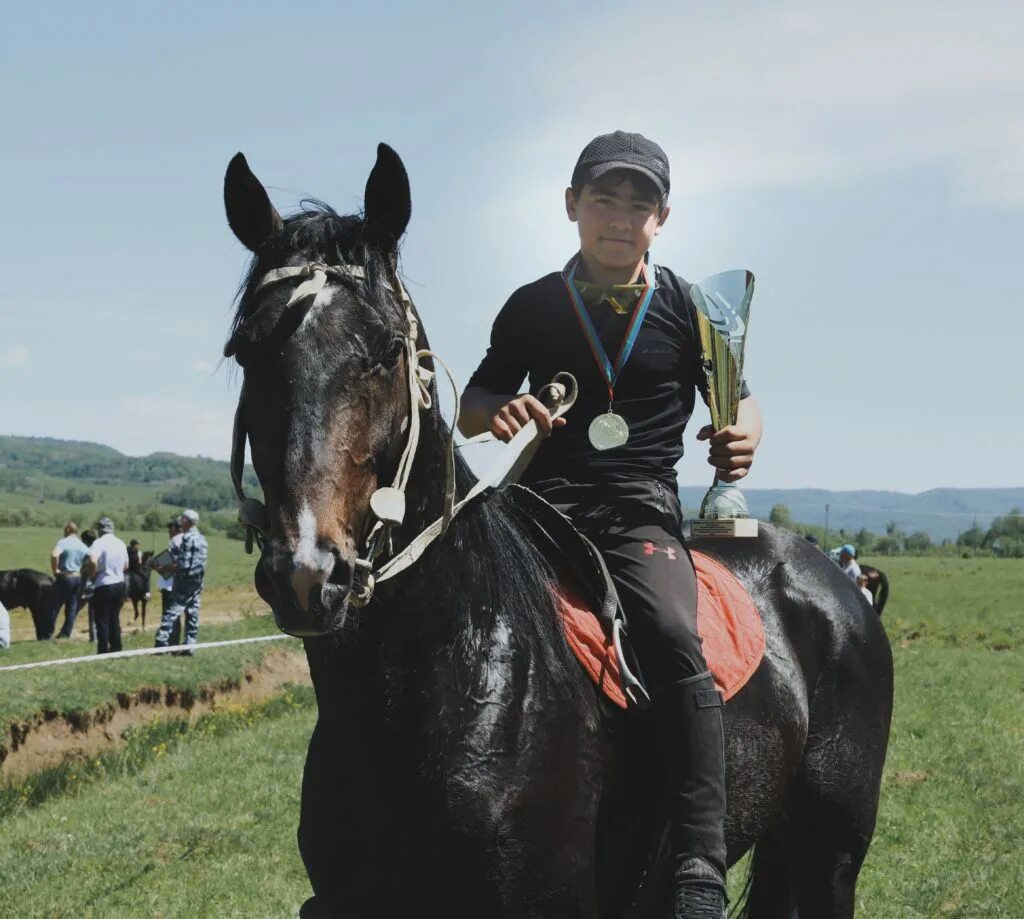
444, 459, 584, 700
385, 358, 583, 701
228, 201, 583, 702
229, 201, 399, 340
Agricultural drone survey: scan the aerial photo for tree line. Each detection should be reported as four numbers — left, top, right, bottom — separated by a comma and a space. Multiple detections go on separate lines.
767, 504, 1024, 558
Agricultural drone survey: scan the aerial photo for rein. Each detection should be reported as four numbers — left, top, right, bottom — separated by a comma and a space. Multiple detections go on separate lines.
229, 260, 577, 606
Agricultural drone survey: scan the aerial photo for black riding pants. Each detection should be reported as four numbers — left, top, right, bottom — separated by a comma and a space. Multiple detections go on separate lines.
535, 478, 707, 693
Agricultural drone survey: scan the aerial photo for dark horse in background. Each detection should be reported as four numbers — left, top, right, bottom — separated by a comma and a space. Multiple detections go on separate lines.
126, 551, 154, 629
0, 569, 55, 640
223, 146, 894, 917
859, 564, 890, 616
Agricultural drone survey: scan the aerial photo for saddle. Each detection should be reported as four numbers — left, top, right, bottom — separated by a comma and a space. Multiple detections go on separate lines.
504, 485, 765, 711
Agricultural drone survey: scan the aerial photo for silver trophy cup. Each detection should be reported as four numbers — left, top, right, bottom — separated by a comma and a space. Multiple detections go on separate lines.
690, 269, 758, 538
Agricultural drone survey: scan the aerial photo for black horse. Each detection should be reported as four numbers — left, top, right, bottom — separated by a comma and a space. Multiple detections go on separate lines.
0, 568, 56, 641
859, 564, 890, 616
126, 551, 154, 628
223, 146, 894, 917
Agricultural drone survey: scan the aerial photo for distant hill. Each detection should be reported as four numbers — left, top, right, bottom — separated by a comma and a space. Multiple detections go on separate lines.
678, 486, 1024, 542
1, 435, 1019, 542
0, 436, 259, 532
0, 436, 256, 488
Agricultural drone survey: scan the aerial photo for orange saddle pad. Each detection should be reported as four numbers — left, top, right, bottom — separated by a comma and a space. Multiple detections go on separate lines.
559, 550, 765, 710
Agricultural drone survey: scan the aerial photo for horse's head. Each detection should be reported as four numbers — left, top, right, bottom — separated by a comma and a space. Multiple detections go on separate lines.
223, 145, 416, 637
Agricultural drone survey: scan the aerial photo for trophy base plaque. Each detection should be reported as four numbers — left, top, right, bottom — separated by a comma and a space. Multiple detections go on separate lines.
692, 482, 759, 538
691, 517, 759, 538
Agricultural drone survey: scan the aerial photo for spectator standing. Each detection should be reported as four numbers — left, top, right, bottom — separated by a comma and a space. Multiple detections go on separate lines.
154, 509, 208, 654
838, 544, 862, 583
80, 529, 98, 641
88, 517, 129, 654
128, 539, 144, 574
856, 573, 874, 605
49, 522, 90, 639
156, 519, 184, 646
0, 600, 10, 650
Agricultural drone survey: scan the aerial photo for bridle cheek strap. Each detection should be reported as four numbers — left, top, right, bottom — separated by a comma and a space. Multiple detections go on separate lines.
231, 384, 270, 555
230, 261, 406, 557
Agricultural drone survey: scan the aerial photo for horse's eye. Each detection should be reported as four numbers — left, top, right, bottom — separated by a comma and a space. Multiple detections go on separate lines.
379, 338, 404, 370
225, 338, 251, 368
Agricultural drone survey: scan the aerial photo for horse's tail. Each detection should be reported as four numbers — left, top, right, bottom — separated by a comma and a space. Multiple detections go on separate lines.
873, 570, 889, 616
730, 826, 796, 918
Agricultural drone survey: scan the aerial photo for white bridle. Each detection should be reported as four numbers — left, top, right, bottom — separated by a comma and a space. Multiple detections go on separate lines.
229, 261, 577, 607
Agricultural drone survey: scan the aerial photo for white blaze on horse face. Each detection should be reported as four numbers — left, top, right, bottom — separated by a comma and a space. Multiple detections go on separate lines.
290, 502, 335, 609
297, 285, 335, 333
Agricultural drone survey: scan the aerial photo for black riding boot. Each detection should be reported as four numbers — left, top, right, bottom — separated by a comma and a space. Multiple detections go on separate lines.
655, 670, 728, 919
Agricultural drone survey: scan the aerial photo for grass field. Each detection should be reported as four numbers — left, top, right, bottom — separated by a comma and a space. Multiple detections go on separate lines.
0, 554, 1021, 916
1, 694, 316, 918
0, 615, 295, 727
0, 526, 256, 592
0, 525, 264, 637
0, 478, 182, 518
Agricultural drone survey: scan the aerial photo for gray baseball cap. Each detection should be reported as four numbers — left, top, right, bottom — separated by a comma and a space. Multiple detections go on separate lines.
180, 509, 200, 524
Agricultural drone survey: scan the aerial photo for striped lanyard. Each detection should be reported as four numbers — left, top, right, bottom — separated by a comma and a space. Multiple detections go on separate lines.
562, 255, 656, 405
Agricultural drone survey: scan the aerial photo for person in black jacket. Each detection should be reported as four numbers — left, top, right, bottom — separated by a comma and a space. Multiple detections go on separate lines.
460, 132, 763, 918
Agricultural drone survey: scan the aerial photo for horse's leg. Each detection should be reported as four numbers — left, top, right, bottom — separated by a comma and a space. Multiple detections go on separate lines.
785, 673, 891, 916
141, 597, 146, 631
740, 816, 798, 919
31, 603, 48, 640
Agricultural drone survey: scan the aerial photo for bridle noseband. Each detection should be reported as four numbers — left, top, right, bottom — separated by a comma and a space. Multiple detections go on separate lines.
229, 259, 577, 608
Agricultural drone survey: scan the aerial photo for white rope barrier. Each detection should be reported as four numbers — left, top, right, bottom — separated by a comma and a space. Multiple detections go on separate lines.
0, 634, 297, 673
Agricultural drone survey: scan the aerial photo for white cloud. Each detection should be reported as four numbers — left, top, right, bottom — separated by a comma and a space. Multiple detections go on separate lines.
497, 0, 1024, 208
111, 396, 235, 460
193, 359, 214, 373
0, 345, 30, 368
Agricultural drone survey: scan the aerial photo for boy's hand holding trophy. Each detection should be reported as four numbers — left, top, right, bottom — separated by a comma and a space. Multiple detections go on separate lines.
690, 269, 759, 539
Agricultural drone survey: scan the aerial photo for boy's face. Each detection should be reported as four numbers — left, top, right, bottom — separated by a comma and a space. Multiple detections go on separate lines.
566, 176, 669, 273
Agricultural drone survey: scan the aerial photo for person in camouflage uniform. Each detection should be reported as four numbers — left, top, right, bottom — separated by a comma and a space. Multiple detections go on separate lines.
154, 509, 208, 654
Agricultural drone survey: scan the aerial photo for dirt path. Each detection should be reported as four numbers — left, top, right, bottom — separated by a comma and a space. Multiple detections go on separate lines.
6, 598, 267, 643
1, 649, 310, 782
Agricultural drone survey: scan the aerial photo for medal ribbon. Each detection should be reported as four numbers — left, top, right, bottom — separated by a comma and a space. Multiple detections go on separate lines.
563, 256, 655, 403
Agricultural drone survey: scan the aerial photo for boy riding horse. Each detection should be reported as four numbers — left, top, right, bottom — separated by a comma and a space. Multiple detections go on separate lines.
459, 132, 763, 917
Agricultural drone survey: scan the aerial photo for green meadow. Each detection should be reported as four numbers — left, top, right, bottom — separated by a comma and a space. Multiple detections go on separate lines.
0, 526, 263, 638
0, 526, 256, 593
0, 556, 1021, 916
0, 615, 293, 728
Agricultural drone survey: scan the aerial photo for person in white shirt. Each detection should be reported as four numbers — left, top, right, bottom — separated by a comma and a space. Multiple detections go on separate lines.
856, 574, 874, 605
0, 600, 10, 650
88, 517, 129, 654
838, 544, 862, 583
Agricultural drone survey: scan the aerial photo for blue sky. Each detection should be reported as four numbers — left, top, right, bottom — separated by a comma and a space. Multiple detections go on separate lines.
1, 1, 1021, 492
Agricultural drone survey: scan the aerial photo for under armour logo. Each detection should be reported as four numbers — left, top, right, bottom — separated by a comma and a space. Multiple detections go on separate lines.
643, 541, 677, 560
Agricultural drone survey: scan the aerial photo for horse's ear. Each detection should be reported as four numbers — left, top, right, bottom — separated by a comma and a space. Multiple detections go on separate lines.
224, 152, 283, 252
363, 143, 411, 251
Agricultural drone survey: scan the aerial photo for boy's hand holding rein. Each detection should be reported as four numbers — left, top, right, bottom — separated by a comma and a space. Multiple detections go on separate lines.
459, 388, 567, 443
491, 394, 567, 442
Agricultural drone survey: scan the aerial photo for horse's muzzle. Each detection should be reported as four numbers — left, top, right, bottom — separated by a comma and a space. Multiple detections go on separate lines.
255, 546, 355, 637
